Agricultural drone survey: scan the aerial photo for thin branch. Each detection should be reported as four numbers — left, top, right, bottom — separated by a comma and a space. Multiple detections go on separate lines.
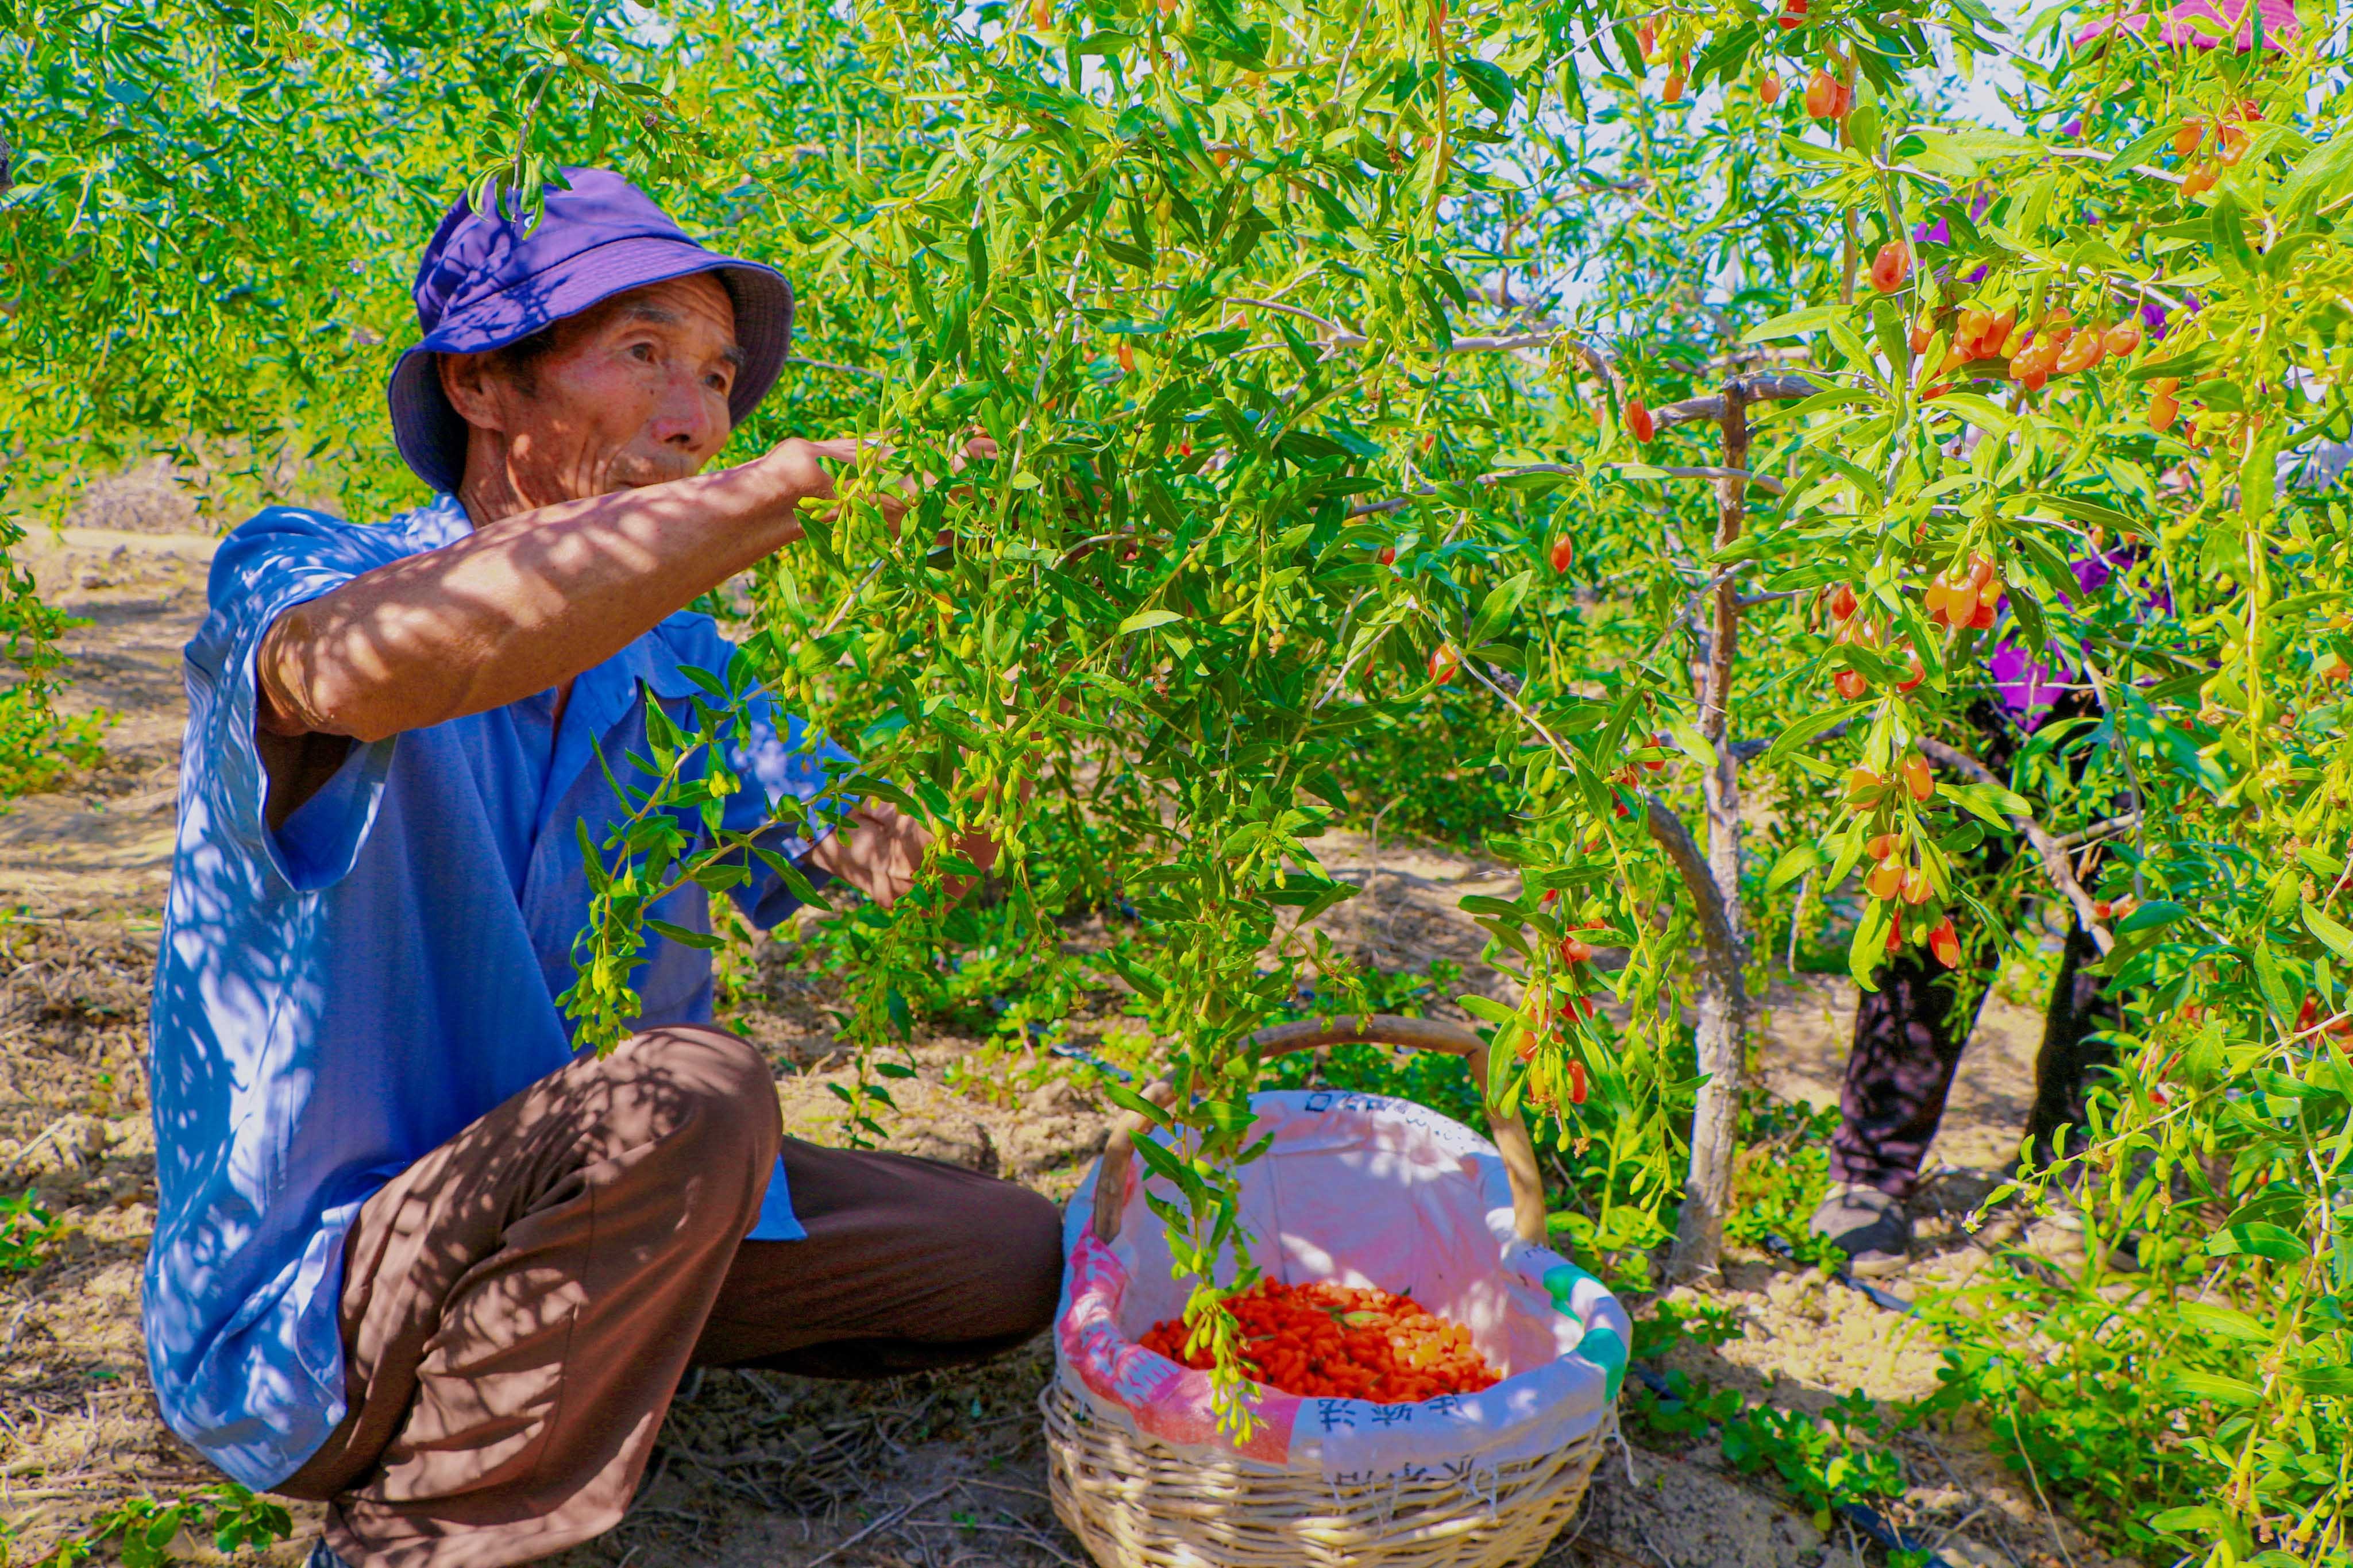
1349, 458, 1784, 520
1225, 295, 1351, 337
1641, 795, 1748, 992
2049, 813, 2142, 851
1654, 374, 1818, 429
805, 1484, 957, 1568
1635, 464, 1788, 497
1915, 737, 2113, 953
2044, 145, 2186, 186
1331, 329, 1543, 353
1055, 531, 1168, 568
1347, 462, 1581, 517
1733, 718, 1849, 762
786, 356, 885, 379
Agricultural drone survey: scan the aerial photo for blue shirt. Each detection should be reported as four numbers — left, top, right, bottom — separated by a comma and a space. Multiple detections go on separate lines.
143, 496, 851, 1490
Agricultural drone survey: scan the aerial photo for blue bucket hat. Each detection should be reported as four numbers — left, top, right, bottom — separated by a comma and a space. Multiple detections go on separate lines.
388, 168, 794, 495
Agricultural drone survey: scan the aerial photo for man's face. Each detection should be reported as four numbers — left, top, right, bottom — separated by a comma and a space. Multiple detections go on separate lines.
442, 272, 743, 504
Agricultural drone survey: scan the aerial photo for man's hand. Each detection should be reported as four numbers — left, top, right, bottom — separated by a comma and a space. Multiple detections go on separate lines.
769, 434, 997, 542
754, 436, 862, 508
805, 800, 1004, 911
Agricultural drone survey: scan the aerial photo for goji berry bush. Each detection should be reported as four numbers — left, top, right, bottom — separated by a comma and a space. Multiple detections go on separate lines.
6, 0, 2352, 1559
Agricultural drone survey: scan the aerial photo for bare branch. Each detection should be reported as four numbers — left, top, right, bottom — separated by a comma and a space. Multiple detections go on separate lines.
1225, 295, 1352, 338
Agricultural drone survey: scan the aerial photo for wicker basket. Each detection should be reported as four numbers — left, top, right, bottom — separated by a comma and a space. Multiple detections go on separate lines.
1043, 1014, 1618, 1568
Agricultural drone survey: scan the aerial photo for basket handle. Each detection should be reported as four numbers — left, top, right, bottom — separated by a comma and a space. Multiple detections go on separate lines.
1087, 1013, 1551, 1248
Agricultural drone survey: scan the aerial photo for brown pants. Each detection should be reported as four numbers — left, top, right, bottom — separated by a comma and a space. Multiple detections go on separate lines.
276, 1026, 1064, 1568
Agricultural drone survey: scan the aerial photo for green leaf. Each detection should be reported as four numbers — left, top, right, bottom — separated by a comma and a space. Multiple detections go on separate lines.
2209, 200, 2257, 278
2107, 123, 2173, 171
1850, 900, 1892, 990
2034, 494, 2143, 539
1460, 893, 1528, 920
1118, 608, 1185, 634
2116, 900, 2188, 934
2148, 1505, 2229, 1534
1104, 1080, 1172, 1127
1742, 303, 1841, 342
1131, 1131, 1210, 1210
1452, 56, 1515, 114
1662, 714, 1718, 770
2164, 1369, 2265, 1406
2305, 901, 2353, 961
645, 918, 724, 951
1766, 701, 1871, 766
2205, 1221, 2309, 1263
2127, 343, 2226, 383
2178, 1301, 2271, 1343
1926, 392, 2015, 434
1766, 843, 1819, 893
2292, 1366, 2353, 1398
2279, 133, 2353, 221
1458, 992, 1518, 1028
1467, 569, 1534, 648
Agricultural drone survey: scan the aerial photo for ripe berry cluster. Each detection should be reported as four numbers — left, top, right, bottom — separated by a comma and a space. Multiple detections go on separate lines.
1140, 1280, 1503, 1404
1845, 762, 1962, 968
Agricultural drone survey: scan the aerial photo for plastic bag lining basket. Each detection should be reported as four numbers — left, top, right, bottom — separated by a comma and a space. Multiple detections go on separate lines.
1044, 1013, 1616, 1568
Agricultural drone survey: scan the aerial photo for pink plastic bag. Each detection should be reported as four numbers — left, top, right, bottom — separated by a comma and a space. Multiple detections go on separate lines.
1054, 1087, 1629, 1481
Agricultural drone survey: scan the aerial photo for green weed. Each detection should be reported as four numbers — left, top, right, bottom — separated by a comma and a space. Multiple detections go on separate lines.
21, 1484, 291, 1568
0, 1189, 57, 1274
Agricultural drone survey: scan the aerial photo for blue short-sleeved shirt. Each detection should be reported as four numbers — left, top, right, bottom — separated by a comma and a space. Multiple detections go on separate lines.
143, 495, 851, 1490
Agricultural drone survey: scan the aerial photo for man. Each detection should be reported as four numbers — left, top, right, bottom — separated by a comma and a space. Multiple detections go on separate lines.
143, 170, 1063, 1568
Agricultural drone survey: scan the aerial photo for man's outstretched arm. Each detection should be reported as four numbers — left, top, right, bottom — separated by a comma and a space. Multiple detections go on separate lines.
255, 441, 853, 744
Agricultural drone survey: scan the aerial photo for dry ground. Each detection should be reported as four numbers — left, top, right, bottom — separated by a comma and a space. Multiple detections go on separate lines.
2, 516, 2130, 1568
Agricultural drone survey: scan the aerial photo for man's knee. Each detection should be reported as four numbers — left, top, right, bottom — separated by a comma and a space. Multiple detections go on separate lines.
974, 1180, 1064, 1341
610, 1025, 783, 1176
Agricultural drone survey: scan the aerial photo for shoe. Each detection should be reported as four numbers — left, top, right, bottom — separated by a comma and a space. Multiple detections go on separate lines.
1808, 1184, 1914, 1277
307, 1541, 356, 1568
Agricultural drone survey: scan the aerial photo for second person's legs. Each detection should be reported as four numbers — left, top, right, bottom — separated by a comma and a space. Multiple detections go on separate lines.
1813, 947, 1995, 1273
2021, 918, 2121, 1173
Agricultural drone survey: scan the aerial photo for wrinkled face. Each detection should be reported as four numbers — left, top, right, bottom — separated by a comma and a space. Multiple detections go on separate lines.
441, 272, 743, 505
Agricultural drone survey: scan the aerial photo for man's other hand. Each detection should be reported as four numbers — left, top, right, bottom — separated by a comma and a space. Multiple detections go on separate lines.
805, 800, 1003, 911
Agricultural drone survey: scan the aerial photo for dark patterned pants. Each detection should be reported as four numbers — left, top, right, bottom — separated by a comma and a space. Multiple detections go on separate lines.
1829, 920, 2117, 1198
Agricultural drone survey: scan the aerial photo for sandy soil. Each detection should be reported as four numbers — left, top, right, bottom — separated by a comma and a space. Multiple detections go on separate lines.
0, 524, 2128, 1568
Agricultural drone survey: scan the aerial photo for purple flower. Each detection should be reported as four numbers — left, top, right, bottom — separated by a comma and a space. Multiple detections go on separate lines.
1915, 217, 1952, 246
2142, 291, 2201, 340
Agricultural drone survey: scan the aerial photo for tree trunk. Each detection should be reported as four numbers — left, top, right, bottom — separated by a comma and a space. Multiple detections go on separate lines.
1667, 383, 1755, 1283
